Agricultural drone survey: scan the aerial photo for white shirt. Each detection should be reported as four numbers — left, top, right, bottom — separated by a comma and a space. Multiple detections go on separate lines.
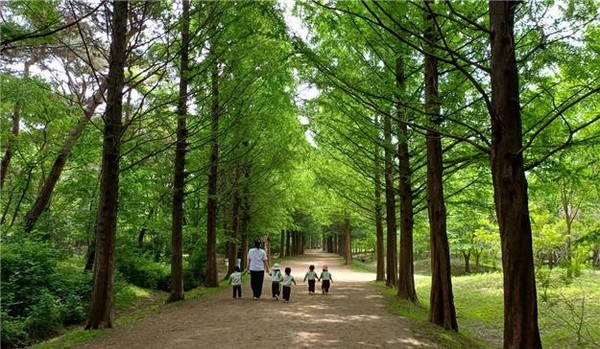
247, 247, 267, 271
281, 274, 296, 287
271, 269, 283, 282
229, 271, 243, 286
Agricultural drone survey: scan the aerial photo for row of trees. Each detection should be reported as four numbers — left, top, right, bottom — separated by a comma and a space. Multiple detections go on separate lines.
293, 1, 599, 348
1, 0, 599, 348
1, 0, 327, 339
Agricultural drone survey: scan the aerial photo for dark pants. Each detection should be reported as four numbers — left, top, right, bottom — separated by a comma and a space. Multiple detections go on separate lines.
233, 285, 241, 298
272, 282, 280, 297
308, 279, 316, 293
250, 270, 265, 298
322, 280, 330, 293
282, 286, 291, 301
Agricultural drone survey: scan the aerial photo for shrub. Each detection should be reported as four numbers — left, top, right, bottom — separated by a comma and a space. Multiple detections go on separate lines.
1, 238, 92, 348
116, 253, 171, 291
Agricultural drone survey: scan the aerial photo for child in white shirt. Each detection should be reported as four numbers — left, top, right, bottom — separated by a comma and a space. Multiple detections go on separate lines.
281, 267, 297, 303
319, 265, 333, 295
228, 266, 247, 299
270, 263, 283, 300
303, 264, 318, 294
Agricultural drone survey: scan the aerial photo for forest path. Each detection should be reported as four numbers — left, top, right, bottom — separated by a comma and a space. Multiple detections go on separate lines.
82, 250, 440, 348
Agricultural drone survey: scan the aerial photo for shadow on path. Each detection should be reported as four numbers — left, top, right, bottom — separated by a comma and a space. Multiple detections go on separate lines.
82, 250, 440, 349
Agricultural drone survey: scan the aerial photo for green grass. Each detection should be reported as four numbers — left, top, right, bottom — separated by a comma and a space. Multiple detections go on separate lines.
375, 282, 496, 349
361, 254, 600, 348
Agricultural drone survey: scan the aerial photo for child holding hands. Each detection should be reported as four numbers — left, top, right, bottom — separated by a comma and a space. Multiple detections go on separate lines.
319, 265, 333, 295
281, 267, 297, 303
303, 264, 319, 294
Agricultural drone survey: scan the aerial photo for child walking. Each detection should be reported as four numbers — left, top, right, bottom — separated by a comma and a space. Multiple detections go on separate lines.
319, 265, 333, 295
228, 266, 247, 299
281, 267, 297, 303
303, 265, 319, 294
270, 263, 283, 300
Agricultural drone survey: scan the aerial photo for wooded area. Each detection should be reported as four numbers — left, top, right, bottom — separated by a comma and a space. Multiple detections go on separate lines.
1, 1, 599, 348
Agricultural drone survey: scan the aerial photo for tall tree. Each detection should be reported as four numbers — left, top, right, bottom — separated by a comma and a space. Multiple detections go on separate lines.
373, 128, 385, 281
489, 1, 541, 347
424, 0, 457, 331
23, 82, 107, 233
0, 58, 36, 190
383, 111, 398, 287
396, 56, 417, 302
85, 0, 128, 329
205, 24, 220, 287
167, 0, 190, 303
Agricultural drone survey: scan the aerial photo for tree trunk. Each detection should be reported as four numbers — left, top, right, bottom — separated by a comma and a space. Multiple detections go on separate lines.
280, 229, 285, 257
593, 245, 599, 269
396, 56, 417, 302
374, 122, 385, 281
240, 164, 250, 270
23, 82, 107, 233
463, 251, 471, 274
167, 0, 190, 303
227, 166, 241, 276
489, 2, 541, 347
384, 111, 398, 287
1, 58, 36, 190
85, 0, 128, 330
84, 237, 96, 273
205, 39, 220, 288
424, 0, 457, 331
286, 229, 292, 256
344, 218, 352, 265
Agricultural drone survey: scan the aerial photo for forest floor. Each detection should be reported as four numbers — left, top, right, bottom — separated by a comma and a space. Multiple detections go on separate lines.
78, 250, 445, 349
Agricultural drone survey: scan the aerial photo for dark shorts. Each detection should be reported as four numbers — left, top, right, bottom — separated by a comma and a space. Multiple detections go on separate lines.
283, 286, 291, 301
322, 280, 330, 292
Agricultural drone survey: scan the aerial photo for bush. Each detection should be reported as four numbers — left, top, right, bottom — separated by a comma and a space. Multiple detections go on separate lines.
1, 238, 92, 348
184, 247, 206, 290
116, 253, 171, 291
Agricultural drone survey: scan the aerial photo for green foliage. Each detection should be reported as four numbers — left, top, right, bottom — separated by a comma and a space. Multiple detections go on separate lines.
0, 238, 92, 347
409, 265, 600, 348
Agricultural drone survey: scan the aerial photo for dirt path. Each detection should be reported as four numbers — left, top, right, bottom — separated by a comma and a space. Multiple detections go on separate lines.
82, 250, 441, 348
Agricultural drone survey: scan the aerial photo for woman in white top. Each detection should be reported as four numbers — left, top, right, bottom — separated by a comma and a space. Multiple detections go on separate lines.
247, 240, 270, 299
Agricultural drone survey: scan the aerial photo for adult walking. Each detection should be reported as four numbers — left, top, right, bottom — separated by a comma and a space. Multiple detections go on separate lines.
247, 240, 270, 300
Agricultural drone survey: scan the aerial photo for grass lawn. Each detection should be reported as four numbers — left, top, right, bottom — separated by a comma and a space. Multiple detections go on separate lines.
353, 257, 600, 348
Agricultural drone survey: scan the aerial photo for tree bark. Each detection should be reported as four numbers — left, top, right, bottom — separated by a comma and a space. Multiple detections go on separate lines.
1, 58, 36, 190
374, 140, 385, 280
489, 2, 541, 347
239, 165, 250, 270
384, 111, 398, 287
424, 0, 457, 331
205, 38, 220, 287
23, 82, 107, 233
167, 0, 190, 303
344, 217, 352, 265
396, 56, 417, 302
463, 251, 471, 274
85, 0, 128, 330
227, 166, 241, 276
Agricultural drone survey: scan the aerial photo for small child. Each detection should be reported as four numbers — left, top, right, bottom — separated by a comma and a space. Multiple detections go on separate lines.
319, 265, 333, 295
281, 267, 297, 303
303, 264, 318, 294
228, 266, 247, 299
270, 263, 283, 300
